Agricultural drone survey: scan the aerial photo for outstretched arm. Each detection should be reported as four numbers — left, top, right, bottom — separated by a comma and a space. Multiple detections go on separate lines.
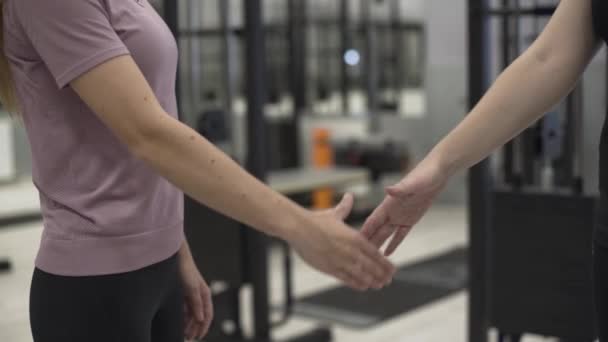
70, 56, 395, 291
362, 0, 602, 255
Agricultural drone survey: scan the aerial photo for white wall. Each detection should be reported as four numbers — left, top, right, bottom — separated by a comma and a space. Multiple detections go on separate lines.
423, 0, 468, 203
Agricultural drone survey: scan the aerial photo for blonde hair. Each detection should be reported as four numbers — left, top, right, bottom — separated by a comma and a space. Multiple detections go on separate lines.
0, 0, 18, 114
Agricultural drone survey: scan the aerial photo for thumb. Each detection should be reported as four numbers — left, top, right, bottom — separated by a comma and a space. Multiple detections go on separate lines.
386, 183, 410, 199
334, 193, 354, 220
386, 174, 424, 199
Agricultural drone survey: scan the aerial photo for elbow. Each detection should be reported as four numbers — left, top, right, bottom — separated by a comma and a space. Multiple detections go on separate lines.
127, 131, 154, 162
122, 115, 167, 163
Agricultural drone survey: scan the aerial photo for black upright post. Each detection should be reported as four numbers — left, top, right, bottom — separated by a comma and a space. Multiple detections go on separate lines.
163, 0, 181, 121
468, 0, 491, 341
220, 0, 234, 135
362, 0, 379, 131
391, 0, 404, 94
288, 0, 308, 117
501, 0, 514, 186
287, 0, 306, 166
340, 0, 350, 114
243, 0, 272, 340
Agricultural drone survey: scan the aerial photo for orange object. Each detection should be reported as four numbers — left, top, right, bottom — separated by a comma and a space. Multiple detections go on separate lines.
312, 128, 334, 209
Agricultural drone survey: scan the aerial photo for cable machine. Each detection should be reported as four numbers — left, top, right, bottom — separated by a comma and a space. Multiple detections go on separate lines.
468, 1, 598, 341
162, 1, 330, 341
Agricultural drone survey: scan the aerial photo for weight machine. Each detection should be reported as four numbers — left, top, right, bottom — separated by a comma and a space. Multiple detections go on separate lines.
162, 1, 331, 341
468, 1, 599, 341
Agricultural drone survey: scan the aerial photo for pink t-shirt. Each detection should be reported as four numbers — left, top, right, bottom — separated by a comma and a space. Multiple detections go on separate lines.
3, 0, 184, 276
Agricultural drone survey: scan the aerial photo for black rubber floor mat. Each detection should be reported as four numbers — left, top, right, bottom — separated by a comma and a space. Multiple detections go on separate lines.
293, 247, 468, 328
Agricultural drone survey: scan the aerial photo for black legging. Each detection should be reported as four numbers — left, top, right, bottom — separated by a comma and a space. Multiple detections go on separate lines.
29, 254, 183, 342
595, 240, 608, 341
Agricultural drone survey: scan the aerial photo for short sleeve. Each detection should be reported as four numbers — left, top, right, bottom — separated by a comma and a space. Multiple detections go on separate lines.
15, 0, 130, 88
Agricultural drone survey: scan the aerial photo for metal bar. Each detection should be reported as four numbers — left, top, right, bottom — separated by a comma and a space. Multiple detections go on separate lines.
565, 83, 585, 193
287, 0, 306, 166
468, 1, 491, 341
573, 82, 585, 193
220, 0, 234, 136
391, 0, 403, 93
340, 0, 350, 114
483, 6, 555, 17
243, 0, 271, 339
288, 0, 307, 116
188, 0, 200, 116
362, 0, 379, 129
510, 0, 533, 186
501, 0, 515, 186
163, 0, 181, 120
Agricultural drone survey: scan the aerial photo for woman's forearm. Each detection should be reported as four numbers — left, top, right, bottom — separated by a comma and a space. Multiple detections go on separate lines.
427, 0, 598, 176
430, 47, 594, 175
134, 117, 304, 242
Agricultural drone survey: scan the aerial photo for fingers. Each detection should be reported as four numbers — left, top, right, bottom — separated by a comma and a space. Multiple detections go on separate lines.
333, 235, 395, 290
195, 321, 206, 341
384, 225, 412, 256
187, 287, 205, 322
335, 270, 369, 291
354, 236, 396, 278
369, 224, 396, 248
386, 184, 410, 199
334, 192, 354, 220
201, 283, 214, 337
360, 206, 388, 240
184, 317, 195, 341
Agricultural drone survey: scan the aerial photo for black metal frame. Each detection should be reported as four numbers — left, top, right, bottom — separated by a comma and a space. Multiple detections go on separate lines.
467, 2, 492, 341
468, 1, 596, 341
162, 1, 329, 341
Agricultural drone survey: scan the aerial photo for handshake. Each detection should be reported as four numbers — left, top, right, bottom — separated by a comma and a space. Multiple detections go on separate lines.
287, 158, 447, 291
180, 158, 449, 340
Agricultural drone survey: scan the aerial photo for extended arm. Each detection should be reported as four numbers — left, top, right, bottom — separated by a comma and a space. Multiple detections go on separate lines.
363, 0, 602, 255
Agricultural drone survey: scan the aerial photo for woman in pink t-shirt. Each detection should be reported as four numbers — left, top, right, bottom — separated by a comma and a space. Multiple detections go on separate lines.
0, 0, 395, 341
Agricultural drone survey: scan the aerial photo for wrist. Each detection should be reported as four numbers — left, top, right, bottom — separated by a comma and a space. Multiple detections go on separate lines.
427, 145, 459, 179
178, 241, 194, 263
271, 204, 309, 244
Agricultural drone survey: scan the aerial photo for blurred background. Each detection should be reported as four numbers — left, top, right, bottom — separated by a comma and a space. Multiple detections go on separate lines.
1, 0, 605, 341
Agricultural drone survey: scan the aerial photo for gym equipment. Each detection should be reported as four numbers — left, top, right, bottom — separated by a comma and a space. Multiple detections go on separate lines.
163, 1, 346, 341
333, 138, 410, 182
308, 1, 424, 117
468, 1, 598, 341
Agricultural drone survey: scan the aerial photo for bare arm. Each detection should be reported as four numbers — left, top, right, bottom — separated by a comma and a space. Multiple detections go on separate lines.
362, 0, 603, 255
72, 57, 302, 239
432, 0, 601, 174
69, 55, 394, 290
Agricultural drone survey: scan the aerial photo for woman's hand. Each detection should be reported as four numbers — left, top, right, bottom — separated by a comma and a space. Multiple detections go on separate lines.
287, 193, 396, 291
361, 156, 449, 256
178, 250, 214, 341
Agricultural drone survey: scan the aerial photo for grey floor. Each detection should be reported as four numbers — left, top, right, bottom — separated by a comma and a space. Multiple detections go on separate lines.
0, 181, 557, 342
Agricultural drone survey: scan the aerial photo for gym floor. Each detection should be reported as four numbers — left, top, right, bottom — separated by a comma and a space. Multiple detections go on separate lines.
0, 182, 556, 342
